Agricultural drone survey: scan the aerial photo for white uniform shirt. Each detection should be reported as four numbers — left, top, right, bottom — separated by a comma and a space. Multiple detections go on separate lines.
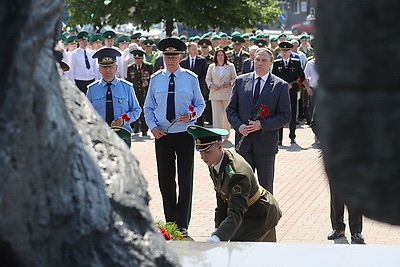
68, 47, 96, 83
304, 58, 319, 88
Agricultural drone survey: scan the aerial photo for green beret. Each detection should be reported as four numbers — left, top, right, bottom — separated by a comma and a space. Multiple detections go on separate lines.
60, 34, 67, 43
188, 37, 194, 42
231, 31, 241, 37
241, 34, 249, 39
219, 33, 228, 37
210, 35, 220, 40
192, 36, 201, 40
264, 33, 270, 38
201, 32, 212, 39
186, 126, 229, 151
179, 35, 187, 40
249, 36, 257, 41
278, 33, 287, 38
300, 34, 310, 40
256, 33, 264, 38
270, 37, 278, 42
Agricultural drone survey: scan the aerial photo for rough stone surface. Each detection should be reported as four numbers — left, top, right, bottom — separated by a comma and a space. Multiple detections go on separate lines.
317, 1, 400, 224
0, 1, 178, 266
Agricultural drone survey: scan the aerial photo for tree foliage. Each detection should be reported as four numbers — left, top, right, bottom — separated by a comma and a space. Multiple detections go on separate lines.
65, 0, 281, 34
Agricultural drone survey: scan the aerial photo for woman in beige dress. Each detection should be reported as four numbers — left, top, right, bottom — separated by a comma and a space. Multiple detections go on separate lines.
206, 49, 237, 139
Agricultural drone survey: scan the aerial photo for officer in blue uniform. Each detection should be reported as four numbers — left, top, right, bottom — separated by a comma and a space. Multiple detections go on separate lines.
87, 48, 142, 147
144, 38, 205, 236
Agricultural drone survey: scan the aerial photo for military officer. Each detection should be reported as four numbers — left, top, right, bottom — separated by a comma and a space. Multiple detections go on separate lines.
227, 36, 249, 75
187, 125, 282, 242
91, 33, 104, 51
103, 30, 124, 78
126, 49, 153, 136
142, 39, 160, 65
144, 38, 205, 237
272, 42, 305, 145
87, 48, 142, 147
130, 32, 141, 44
198, 39, 214, 65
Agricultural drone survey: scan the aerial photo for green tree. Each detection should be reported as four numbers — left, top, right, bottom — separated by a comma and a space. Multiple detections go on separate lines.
65, 0, 280, 35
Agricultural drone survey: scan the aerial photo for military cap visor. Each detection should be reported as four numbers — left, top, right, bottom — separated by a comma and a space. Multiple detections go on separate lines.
92, 47, 122, 66
103, 30, 116, 39
198, 39, 212, 47
279, 41, 293, 50
187, 126, 229, 151
232, 36, 245, 44
77, 31, 89, 41
158, 37, 187, 55
142, 39, 155, 46
111, 126, 131, 140
131, 32, 141, 39
255, 40, 268, 47
91, 34, 104, 43
131, 49, 146, 58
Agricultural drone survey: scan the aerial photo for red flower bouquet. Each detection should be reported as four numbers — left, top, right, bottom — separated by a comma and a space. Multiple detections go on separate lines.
156, 221, 187, 241
235, 104, 270, 151
121, 113, 130, 122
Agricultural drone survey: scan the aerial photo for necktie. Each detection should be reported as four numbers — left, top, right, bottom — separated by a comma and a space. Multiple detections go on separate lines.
84, 50, 90, 69
106, 83, 114, 125
284, 60, 289, 67
191, 58, 195, 70
253, 77, 262, 104
167, 73, 175, 122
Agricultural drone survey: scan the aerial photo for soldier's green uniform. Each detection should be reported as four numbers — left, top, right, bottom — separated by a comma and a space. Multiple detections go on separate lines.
227, 36, 249, 75
126, 49, 153, 135
187, 126, 282, 242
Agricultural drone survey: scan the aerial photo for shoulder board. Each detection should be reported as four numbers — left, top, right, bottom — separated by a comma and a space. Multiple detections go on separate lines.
150, 69, 163, 78
307, 56, 314, 61
182, 68, 198, 78
120, 79, 133, 86
225, 164, 235, 178
274, 59, 282, 63
291, 58, 300, 61
127, 62, 135, 68
87, 80, 100, 88
242, 51, 249, 55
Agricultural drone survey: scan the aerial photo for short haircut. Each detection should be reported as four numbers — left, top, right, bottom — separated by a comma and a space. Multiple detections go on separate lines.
249, 45, 259, 54
255, 47, 274, 61
187, 42, 198, 49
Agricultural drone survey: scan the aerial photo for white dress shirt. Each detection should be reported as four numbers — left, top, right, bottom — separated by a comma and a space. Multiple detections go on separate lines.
68, 47, 96, 83
253, 72, 270, 97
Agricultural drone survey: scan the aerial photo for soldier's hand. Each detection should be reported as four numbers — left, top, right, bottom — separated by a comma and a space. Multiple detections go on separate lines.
288, 84, 293, 89
111, 117, 124, 127
151, 127, 167, 139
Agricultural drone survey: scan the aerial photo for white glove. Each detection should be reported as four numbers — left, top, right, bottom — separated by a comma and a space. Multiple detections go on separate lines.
207, 235, 221, 242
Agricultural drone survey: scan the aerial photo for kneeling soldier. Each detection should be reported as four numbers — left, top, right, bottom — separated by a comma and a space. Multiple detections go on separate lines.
187, 125, 282, 242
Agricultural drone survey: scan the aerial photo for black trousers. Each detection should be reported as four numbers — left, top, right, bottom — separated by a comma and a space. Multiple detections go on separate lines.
75, 79, 95, 94
279, 86, 298, 142
155, 132, 194, 230
330, 186, 363, 235
239, 151, 276, 194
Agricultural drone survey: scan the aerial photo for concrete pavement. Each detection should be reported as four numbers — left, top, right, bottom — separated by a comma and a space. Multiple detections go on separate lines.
131, 124, 400, 245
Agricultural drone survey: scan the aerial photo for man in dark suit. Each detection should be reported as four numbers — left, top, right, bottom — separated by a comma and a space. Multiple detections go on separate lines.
180, 42, 209, 126
226, 48, 291, 194
242, 45, 258, 74
126, 49, 153, 136
272, 42, 305, 145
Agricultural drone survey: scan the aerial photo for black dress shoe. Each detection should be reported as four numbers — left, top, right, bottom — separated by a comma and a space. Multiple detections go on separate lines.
327, 229, 345, 240
351, 233, 365, 244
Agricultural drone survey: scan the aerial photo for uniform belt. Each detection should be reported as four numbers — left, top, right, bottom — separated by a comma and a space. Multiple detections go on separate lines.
248, 187, 263, 207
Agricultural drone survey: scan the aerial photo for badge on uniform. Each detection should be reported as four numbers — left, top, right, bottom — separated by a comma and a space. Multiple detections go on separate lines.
118, 98, 123, 103
232, 185, 242, 194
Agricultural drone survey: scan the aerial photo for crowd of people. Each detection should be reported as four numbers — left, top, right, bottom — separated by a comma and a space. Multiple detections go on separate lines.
58, 27, 365, 244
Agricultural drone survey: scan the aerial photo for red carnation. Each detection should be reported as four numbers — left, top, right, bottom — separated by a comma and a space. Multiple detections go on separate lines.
297, 78, 304, 86
140, 69, 144, 72
121, 113, 130, 121
188, 105, 194, 112
160, 66, 164, 69
192, 111, 196, 117
259, 104, 269, 118
158, 227, 171, 240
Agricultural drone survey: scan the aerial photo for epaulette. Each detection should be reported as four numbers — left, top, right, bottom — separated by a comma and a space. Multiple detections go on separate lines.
242, 51, 250, 56
120, 79, 133, 87
225, 164, 235, 178
291, 57, 300, 61
182, 68, 198, 78
307, 56, 314, 61
150, 69, 163, 78
87, 80, 100, 88
274, 58, 282, 63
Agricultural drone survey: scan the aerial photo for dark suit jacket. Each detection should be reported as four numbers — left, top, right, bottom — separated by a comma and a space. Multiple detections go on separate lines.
226, 72, 291, 155
126, 62, 153, 103
180, 55, 209, 98
153, 56, 164, 71
242, 58, 254, 74
271, 58, 305, 85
